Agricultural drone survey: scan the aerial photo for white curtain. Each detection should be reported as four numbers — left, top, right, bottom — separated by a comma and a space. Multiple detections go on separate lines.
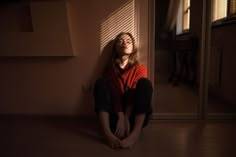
164, 0, 181, 31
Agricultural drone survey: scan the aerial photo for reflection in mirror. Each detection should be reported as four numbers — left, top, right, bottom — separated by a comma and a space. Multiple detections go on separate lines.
208, 0, 236, 116
154, 0, 199, 118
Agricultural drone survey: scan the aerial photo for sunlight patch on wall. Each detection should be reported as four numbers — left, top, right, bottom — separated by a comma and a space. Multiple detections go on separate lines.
100, 0, 136, 53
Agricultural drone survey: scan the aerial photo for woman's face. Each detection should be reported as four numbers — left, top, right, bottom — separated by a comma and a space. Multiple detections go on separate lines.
115, 34, 134, 56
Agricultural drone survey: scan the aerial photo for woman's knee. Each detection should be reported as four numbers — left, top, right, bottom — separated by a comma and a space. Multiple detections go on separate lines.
94, 78, 111, 95
94, 78, 112, 112
134, 78, 153, 113
136, 78, 153, 93
94, 78, 107, 90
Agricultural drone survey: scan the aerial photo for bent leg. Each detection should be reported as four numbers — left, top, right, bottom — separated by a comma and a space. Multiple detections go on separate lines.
98, 112, 120, 149
94, 78, 120, 148
121, 78, 153, 148
133, 77, 153, 128
94, 78, 113, 112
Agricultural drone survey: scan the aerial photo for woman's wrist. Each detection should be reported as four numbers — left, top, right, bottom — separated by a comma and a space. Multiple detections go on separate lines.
124, 112, 130, 118
117, 112, 124, 120
125, 104, 133, 118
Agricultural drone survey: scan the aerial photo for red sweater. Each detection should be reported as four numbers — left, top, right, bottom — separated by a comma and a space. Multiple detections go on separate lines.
104, 63, 147, 112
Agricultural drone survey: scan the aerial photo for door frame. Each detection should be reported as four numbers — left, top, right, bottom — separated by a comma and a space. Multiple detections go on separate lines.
148, 0, 206, 120
149, 0, 236, 120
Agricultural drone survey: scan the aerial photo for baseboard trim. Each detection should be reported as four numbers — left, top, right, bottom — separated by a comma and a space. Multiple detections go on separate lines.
150, 112, 236, 120
0, 113, 96, 120
150, 113, 198, 120
207, 113, 236, 120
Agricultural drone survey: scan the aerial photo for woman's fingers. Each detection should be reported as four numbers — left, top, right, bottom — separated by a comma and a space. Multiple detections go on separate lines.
111, 136, 121, 149
115, 128, 120, 136
115, 128, 123, 138
115, 117, 128, 139
125, 119, 130, 136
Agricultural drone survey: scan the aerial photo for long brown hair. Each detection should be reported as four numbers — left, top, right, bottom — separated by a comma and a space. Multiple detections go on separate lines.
112, 32, 139, 66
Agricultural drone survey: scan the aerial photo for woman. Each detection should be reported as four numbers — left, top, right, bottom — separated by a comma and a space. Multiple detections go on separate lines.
94, 32, 153, 149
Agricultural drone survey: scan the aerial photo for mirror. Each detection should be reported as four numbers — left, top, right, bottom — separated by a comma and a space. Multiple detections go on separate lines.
154, 0, 200, 119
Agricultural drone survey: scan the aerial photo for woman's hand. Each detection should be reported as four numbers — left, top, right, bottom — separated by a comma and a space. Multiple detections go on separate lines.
104, 131, 121, 149
124, 104, 132, 137
115, 112, 125, 139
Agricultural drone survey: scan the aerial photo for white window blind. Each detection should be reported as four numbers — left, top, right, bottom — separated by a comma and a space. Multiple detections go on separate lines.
212, 0, 227, 21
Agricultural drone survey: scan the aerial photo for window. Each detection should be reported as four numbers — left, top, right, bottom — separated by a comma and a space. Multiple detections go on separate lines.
176, 0, 191, 35
183, 0, 190, 30
229, 0, 236, 16
212, 0, 236, 22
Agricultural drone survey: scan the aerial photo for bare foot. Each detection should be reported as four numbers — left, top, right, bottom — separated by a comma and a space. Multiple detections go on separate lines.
104, 132, 121, 149
120, 129, 141, 149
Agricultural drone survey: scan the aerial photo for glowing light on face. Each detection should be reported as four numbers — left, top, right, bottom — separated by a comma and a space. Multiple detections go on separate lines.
116, 34, 133, 55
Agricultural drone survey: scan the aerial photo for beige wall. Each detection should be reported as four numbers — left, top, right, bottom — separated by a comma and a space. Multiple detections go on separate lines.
0, 0, 151, 116
0, 1, 74, 56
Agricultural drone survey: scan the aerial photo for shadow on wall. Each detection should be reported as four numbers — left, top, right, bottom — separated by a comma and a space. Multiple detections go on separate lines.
75, 0, 136, 116
76, 40, 115, 116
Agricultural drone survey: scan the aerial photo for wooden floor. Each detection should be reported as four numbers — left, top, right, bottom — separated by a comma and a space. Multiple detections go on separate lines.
0, 116, 236, 157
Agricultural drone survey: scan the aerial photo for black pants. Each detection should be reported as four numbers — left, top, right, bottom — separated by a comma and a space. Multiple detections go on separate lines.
93, 77, 153, 133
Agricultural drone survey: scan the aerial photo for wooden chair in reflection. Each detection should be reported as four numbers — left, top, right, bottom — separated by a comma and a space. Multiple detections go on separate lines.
169, 37, 198, 86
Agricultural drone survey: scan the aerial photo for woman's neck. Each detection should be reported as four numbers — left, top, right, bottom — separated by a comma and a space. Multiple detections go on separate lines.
119, 56, 129, 69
